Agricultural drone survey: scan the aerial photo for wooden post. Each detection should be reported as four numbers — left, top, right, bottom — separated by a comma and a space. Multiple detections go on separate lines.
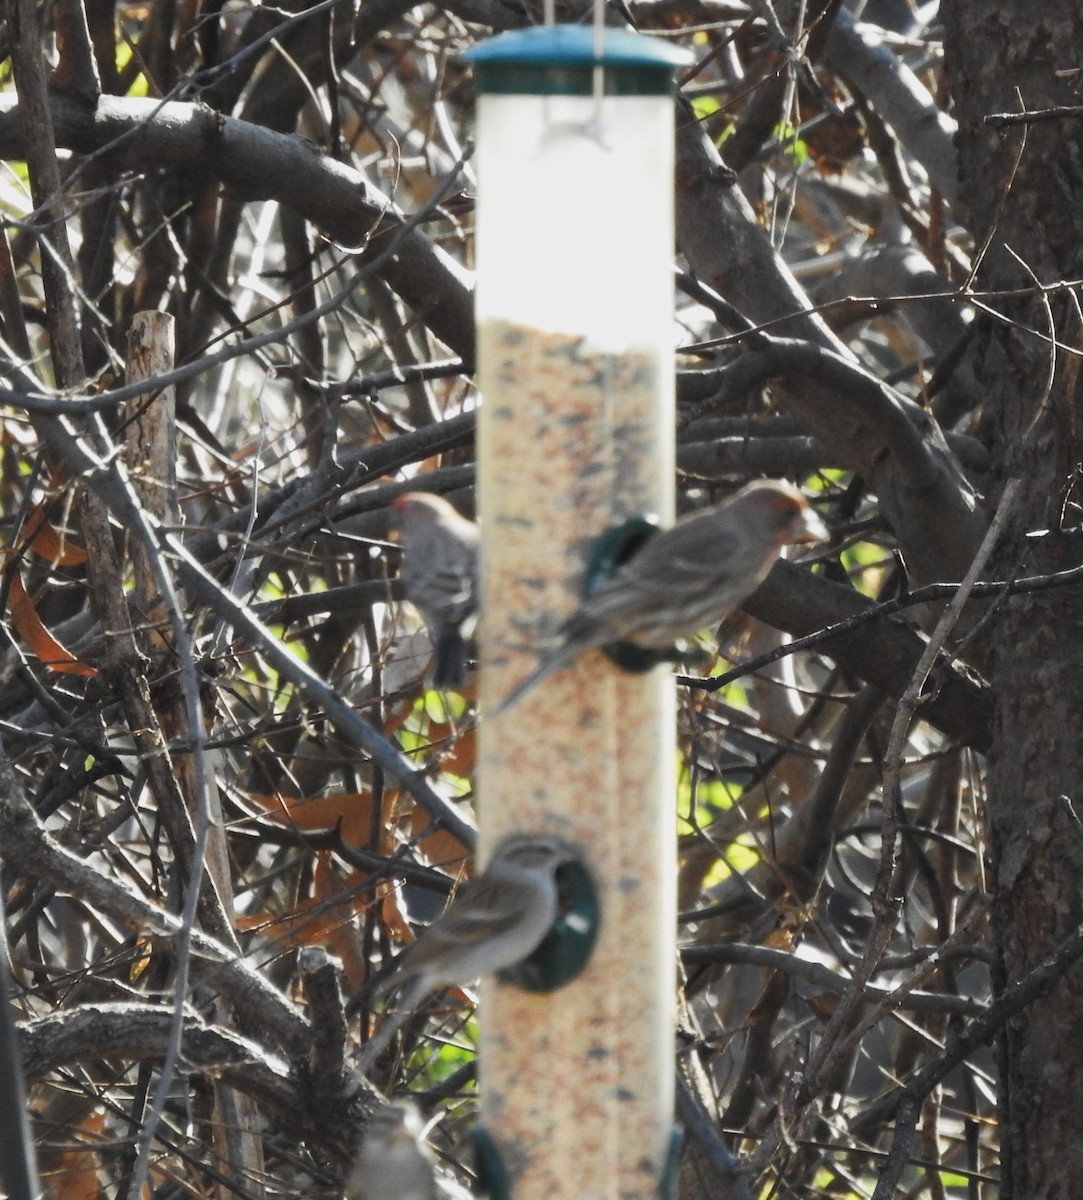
467, 27, 689, 1200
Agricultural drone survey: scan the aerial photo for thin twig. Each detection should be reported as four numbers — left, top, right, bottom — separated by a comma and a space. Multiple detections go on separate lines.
985, 105, 1083, 129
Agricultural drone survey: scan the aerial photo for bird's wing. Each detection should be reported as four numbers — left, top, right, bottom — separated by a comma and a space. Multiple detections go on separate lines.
430, 877, 534, 947
626, 509, 742, 583
578, 513, 740, 623
406, 563, 477, 620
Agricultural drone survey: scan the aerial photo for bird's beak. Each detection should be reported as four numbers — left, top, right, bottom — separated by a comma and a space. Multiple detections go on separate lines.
792, 505, 829, 545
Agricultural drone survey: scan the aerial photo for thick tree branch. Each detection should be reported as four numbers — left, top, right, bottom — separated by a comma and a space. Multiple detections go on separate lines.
823, 7, 959, 204
720, 560, 994, 752
0, 91, 476, 364
681, 942, 983, 1016
673, 104, 986, 585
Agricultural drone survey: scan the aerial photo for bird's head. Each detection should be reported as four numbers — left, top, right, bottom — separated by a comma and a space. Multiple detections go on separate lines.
740, 480, 828, 547
489, 832, 581, 874
364, 1100, 427, 1149
391, 491, 454, 532
391, 492, 477, 545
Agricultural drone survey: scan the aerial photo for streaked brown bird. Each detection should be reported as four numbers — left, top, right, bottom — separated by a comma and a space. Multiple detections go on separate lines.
392, 492, 479, 690
495, 479, 827, 713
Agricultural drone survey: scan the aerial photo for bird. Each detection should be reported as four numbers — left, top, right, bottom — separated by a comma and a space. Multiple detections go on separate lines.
358, 833, 579, 1073
494, 480, 827, 714
346, 1100, 436, 1200
391, 492, 479, 690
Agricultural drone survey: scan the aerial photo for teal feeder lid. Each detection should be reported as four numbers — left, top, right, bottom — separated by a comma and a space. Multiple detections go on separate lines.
463, 25, 691, 96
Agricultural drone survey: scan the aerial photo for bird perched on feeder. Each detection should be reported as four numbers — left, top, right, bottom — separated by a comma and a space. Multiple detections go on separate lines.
358, 833, 578, 1073
494, 479, 827, 714
391, 492, 479, 690
347, 1100, 436, 1200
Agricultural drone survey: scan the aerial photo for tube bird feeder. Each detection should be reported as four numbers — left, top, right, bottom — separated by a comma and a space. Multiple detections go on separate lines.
466, 25, 690, 1200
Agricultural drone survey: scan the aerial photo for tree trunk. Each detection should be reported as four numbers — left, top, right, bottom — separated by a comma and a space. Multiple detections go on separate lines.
943, 2, 1083, 1195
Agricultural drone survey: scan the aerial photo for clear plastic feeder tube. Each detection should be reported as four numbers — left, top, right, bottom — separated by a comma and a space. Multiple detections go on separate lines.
466, 26, 690, 1200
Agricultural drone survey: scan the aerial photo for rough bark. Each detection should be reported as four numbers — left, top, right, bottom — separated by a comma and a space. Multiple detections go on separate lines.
943, 1, 1083, 1195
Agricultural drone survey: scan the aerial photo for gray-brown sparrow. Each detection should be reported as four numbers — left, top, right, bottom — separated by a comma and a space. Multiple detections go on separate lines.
346, 1100, 435, 1200
359, 833, 578, 1072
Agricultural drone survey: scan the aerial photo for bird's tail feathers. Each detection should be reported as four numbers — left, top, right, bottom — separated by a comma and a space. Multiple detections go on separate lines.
489, 637, 584, 717
358, 977, 430, 1076
431, 630, 468, 690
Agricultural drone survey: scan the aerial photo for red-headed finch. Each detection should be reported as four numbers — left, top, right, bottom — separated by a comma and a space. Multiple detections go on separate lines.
495, 480, 827, 713
392, 492, 479, 690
